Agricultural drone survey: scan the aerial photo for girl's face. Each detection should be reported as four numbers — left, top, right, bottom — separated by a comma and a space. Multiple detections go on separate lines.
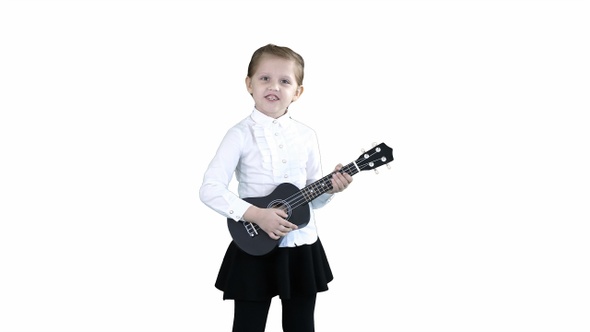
245, 55, 304, 119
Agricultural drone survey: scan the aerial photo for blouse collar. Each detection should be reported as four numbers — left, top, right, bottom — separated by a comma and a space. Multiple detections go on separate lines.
250, 108, 292, 127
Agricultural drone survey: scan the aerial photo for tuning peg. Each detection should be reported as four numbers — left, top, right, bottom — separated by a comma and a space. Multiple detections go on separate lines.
361, 148, 365, 153
386, 163, 391, 169
374, 169, 379, 174
372, 142, 377, 147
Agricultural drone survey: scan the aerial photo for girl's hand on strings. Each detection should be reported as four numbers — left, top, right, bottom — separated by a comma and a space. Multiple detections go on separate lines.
244, 206, 298, 240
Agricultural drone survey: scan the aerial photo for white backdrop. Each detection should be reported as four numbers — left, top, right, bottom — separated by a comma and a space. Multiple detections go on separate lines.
1, 1, 589, 331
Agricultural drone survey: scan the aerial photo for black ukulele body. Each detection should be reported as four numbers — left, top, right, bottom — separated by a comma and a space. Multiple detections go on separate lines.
227, 182, 311, 256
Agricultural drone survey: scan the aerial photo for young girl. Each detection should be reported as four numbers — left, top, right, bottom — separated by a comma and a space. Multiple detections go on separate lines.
199, 44, 353, 332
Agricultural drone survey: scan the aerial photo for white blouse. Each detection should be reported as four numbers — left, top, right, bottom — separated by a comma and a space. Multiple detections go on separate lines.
199, 108, 334, 247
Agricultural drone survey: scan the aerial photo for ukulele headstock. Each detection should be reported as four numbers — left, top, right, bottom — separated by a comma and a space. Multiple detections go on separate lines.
355, 142, 394, 173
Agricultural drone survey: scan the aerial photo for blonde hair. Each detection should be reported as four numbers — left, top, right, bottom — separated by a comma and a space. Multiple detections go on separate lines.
247, 44, 305, 86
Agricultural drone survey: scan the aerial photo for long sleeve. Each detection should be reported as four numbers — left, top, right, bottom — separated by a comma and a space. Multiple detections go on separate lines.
199, 127, 252, 222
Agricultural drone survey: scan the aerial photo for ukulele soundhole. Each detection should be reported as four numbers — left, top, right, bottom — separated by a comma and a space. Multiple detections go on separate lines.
268, 199, 293, 220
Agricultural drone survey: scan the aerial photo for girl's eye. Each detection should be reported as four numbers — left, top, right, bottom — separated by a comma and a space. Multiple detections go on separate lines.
281, 79, 291, 84
260, 76, 269, 81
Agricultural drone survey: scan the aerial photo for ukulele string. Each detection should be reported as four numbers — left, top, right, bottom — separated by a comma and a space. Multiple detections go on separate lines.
249, 150, 381, 233
282, 151, 381, 209
282, 163, 353, 209
281, 155, 376, 210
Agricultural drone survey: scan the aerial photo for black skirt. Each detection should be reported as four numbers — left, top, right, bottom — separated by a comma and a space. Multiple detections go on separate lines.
215, 238, 334, 301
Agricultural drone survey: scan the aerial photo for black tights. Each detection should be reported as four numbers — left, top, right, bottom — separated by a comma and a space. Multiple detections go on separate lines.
232, 294, 317, 332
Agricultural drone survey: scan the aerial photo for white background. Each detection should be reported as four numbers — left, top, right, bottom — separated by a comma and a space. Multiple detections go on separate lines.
1, 1, 589, 331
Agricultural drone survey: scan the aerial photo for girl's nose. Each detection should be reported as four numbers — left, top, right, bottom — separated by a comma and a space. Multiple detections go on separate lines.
267, 81, 279, 91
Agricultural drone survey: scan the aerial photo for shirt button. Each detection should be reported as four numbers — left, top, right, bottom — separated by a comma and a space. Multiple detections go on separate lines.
284, 174, 289, 178
274, 133, 279, 136
282, 159, 287, 163
279, 144, 283, 148
229, 210, 234, 215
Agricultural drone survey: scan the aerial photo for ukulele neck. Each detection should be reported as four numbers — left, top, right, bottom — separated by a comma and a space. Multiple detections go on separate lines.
296, 162, 358, 205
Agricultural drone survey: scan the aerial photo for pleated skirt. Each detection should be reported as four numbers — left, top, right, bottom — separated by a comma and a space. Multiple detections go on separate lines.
215, 238, 333, 301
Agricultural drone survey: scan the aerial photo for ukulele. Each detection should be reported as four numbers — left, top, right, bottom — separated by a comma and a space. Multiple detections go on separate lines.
227, 142, 393, 256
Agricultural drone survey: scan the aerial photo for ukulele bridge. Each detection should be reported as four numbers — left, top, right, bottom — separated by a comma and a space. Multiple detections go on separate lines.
244, 221, 259, 237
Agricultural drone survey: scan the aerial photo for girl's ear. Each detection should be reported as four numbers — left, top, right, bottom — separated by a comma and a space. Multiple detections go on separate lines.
245, 76, 253, 94
292, 85, 304, 102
